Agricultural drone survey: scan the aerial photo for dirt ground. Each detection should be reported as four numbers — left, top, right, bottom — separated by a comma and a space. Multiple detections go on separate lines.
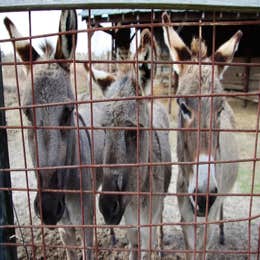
2, 64, 260, 259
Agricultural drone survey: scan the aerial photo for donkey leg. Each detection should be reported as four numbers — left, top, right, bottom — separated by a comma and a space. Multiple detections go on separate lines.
127, 227, 156, 260
110, 228, 117, 246
59, 227, 78, 260
59, 208, 79, 260
182, 223, 197, 260
79, 226, 93, 260
127, 228, 138, 260
124, 207, 139, 260
219, 203, 225, 245
140, 204, 162, 260
80, 194, 94, 260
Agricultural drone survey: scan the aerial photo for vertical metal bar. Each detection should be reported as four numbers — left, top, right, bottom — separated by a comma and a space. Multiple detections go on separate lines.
148, 9, 155, 257
0, 50, 17, 260
87, 8, 99, 258
193, 19, 203, 259
247, 85, 260, 259
257, 225, 260, 260
27, 10, 47, 259
203, 12, 216, 259
167, 65, 173, 114
135, 24, 141, 259
12, 19, 36, 257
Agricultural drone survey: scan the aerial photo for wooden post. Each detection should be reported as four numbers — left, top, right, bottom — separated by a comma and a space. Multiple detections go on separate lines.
0, 51, 17, 260
111, 22, 116, 73
107, 51, 110, 72
243, 57, 251, 107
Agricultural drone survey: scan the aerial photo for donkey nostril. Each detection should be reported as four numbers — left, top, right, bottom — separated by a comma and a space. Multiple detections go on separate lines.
56, 200, 64, 218
34, 198, 40, 218
190, 187, 218, 215
112, 200, 119, 215
209, 187, 218, 209
213, 187, 218, 194
34, 199, 38, 209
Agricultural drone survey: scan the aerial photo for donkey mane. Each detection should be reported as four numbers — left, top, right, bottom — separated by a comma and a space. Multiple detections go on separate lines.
176, 37, 225, 96
39, 40, 54, 58
190, 37, 207, 59
106, 71, 140, 99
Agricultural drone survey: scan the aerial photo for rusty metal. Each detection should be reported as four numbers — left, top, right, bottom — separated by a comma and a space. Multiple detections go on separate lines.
0, 5, 260, 260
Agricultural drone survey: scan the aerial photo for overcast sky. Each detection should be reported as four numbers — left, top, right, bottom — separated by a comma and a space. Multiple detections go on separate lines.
0, 10, 111, 56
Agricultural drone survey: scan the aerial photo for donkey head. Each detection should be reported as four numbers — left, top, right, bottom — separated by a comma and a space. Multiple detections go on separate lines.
87, 29, 157, 224
162, 12, 242, 216
4, 10, 77, 225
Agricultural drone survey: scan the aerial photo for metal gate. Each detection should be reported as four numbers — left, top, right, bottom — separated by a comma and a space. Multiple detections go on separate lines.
0, 1, 259, 259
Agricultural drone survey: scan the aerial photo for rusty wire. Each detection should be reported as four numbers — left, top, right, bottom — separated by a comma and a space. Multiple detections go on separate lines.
0, 6, 260, 260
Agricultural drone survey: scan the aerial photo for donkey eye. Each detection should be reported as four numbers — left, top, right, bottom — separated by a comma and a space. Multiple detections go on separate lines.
24, 108, 32, 122
60, 106, 74, 136
179, 102, 192, 119
139, 62, 151, 86
217, 107, 224, 118
125, 129, 137, 141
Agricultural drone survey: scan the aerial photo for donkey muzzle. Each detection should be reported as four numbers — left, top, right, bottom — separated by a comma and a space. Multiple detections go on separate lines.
99, 194, 125, 225
34, 192, 65, 226
190, 187, 218, 217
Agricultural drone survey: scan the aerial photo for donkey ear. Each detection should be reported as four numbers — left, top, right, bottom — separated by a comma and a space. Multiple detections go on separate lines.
136, 28, 158, 95
4, 17, 40, 71
162, 12, 191, 75
54, 10, 77, 68
214, 30, 243, 77
84, 63, 116, 97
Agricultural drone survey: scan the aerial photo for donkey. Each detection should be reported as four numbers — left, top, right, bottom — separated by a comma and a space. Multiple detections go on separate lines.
86, 29, 172, 259
162, 12, 241, 259
4, 10, 104, 259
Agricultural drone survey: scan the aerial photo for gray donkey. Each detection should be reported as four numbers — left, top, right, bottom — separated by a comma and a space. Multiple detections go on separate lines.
86, 29, 172, 259
162, 12, 241, 260
4, 10, 105, 259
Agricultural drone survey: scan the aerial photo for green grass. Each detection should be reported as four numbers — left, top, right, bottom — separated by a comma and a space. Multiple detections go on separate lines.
237, 163, 260, 193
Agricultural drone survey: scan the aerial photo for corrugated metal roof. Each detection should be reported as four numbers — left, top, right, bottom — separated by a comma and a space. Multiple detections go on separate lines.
80, 0, 260, 19
80, 9, 188, 19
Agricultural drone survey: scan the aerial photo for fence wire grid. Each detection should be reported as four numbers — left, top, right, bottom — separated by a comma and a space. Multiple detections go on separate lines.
0, 6, 260, 260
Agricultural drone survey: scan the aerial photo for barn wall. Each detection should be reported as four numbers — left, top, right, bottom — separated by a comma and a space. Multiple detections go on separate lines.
223, 57, 260, 93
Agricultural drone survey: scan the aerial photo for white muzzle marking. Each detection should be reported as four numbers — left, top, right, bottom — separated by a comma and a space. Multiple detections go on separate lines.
188, 154, 218, 211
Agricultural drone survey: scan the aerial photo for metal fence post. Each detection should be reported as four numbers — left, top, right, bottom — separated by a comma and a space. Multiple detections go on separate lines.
0, 50, 17, 260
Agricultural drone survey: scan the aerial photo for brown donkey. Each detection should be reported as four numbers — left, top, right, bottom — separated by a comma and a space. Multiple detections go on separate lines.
4, 10, 106, 259
162, 12, 241, 259
86, 29, 172, 259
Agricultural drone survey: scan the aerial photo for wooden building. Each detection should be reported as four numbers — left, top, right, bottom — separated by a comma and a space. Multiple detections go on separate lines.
81, 6, 260, 104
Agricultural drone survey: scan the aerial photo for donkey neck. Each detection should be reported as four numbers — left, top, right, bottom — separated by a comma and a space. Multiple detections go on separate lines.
62, 112, 92, 189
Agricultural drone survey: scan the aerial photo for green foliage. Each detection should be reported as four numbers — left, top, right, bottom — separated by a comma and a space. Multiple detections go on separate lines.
238, 163, 260, 193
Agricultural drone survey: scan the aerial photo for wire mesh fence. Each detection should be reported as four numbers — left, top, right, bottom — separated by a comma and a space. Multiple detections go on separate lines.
0, 3, 260, 260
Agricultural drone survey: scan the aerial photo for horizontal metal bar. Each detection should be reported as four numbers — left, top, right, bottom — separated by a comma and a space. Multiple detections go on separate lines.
0, 157, 259, 173
0, 212, 259, 229
0, 0, 260, 12
0, 240, 258, 256
0, 91, 259, 113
